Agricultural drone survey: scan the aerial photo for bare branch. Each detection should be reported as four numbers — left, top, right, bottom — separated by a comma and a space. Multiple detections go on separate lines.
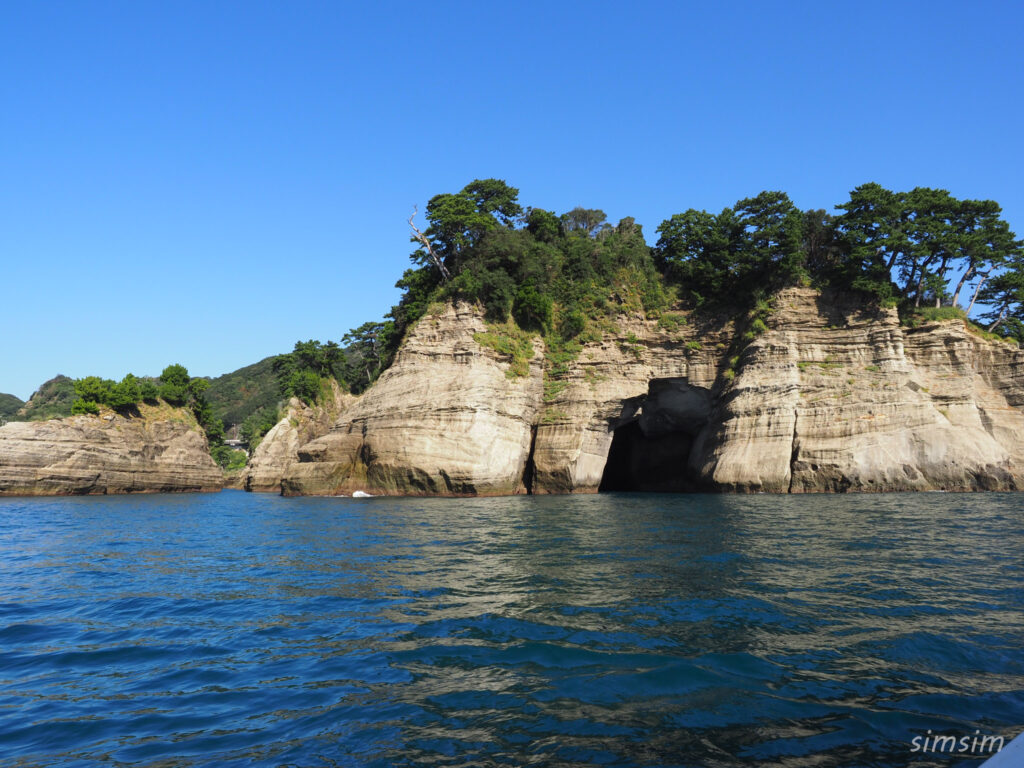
409, 205, 451, 281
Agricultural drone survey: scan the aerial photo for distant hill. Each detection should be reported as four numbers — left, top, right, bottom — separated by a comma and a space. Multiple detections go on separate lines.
0, 393, 24, 421
204, 356, 284, 431
15, 375, 76, 421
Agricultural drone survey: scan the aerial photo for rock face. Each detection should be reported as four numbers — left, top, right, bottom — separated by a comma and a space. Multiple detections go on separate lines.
282, 304, 544, 496
691, 290, 1024, 492
0, 402, 223, 496
244, 380, 356, 493
280, 289, 1024, 496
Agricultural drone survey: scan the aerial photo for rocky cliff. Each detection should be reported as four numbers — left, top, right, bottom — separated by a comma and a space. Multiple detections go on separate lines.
691, 290, 1024, 492
282, 304, 545, 496
243, 379, 355, 492
0, 402, 223, 496
278, 289, 1024, 496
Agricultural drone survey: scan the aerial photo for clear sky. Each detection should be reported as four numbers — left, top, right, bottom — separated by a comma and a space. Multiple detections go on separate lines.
2, 1, 1022, 400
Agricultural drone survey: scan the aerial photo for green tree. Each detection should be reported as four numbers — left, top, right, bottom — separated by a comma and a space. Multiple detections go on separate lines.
560, 207, 608, 238
71, 399, 100, 415
733, 191, 805, 290
980, 252, 1024, 333
525, 207, 561, 243
138, 379, 160, 402
159, 364, 191, 405
801, 209, 841, 280
240, 405, 281, 450
342, 321, 391, 394
949, 199, 1022, 312
272, 340, 346, 405
74, 376, 116, 407
414, 179, 523, 278
513, 284, 553, 332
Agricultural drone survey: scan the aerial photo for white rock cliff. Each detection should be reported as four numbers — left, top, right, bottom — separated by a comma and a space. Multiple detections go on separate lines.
266, 288, 1024, 495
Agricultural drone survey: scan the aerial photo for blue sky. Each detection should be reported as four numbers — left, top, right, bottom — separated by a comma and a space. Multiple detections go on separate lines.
2, 1, 1022, 400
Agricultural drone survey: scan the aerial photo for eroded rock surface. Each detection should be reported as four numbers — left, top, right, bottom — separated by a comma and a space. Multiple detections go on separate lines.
281, 289, 1024, 496
244, 380, 355, 493
692, 289, 1024, 492
0, 402, 223, 495
282, 303, 544, 496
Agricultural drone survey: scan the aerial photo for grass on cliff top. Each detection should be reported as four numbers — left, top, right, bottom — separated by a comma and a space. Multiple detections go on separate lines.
136, 399, 202, 427
902, 306, 969, 327
902, 305, 1019, 345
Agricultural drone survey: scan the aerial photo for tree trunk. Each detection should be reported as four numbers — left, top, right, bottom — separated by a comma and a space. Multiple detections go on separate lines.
988, 308, 1006, 333
914, 274, 926, 307
935, 256, 951, 306
951, 263, 975, 308
910, 255, 937, 307
903, 265, 917, 298
409, 207, 451, 281
966, 275, 987, 316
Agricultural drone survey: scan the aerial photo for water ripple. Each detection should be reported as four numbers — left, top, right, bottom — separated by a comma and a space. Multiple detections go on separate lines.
0, 490, 1021, 767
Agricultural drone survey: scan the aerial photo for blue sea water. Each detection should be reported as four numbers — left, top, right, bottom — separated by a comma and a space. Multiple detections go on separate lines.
0, 491, 1021, 768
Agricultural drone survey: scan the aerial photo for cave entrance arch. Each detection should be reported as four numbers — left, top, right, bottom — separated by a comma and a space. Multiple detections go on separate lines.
598, 378, 712, 493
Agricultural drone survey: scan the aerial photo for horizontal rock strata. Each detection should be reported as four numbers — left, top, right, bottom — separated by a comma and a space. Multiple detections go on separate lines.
277, 289, 1024, 496
0, 403, 223, 496
282, 304, 544, 496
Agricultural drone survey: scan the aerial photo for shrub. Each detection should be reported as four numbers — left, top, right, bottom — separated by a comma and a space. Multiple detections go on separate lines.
71, 399, 100, 415
159, 364, 191, 405
658, 312, 687, 332
240, 405, 281, 450
138, 380, 160, 402
513, 284, 553, 332
473, 321, 535, 378
287, 370, 322, 405
557, 309, 587, 341
211, 445, 247, 471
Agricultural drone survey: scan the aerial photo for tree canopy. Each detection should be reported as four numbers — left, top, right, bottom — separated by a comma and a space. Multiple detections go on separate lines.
69, 364, 234, 468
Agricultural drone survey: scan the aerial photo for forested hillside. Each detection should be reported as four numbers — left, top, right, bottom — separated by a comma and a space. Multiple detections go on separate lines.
0, 393, 23, 421
14, 376, 76, 421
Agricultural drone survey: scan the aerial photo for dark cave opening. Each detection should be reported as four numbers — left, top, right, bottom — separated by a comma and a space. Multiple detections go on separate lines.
597, 378, 712, 493
598, 420, 696, 493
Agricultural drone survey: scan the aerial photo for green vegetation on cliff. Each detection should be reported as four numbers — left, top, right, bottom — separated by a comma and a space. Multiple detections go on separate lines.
202, 341, 362, 452
285, 179, 1019, 398
68, 365, 239, 469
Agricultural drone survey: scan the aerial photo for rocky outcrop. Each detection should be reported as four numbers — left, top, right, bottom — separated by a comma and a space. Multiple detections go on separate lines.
282, 304, 545, 496
280, 289, 1024, 496
0, 402, 223, 495
691, 290, 1024, 492
243, 380, 355, 492
527, 312, 733, 493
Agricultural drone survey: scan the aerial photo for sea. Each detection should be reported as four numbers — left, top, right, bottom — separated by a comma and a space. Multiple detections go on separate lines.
0, 490, 1021, 768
